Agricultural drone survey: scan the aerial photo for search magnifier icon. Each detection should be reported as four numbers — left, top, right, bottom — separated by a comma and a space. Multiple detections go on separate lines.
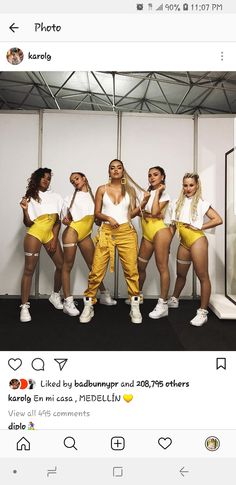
64, 436, 77, 450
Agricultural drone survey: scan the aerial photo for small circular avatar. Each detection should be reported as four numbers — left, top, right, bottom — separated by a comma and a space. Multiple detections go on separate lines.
205, 436, 220, 451
9, 378, 20, 390
6, 47, 24, 65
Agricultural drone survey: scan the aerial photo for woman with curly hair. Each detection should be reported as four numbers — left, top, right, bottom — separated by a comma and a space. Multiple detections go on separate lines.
61, 171, 116, 316
169, 172, 222, 326
19, 168, 64, 323
79, 159, 150, 325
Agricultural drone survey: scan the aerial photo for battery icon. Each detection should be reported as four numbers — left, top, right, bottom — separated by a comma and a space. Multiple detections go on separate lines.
183, 3, 189, 10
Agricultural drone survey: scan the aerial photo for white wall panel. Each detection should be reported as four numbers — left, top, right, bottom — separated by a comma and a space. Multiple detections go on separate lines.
198, 116, 234, 294
120, 113, 194, 298
40, 111, 118, 296
0, 113, 39, 295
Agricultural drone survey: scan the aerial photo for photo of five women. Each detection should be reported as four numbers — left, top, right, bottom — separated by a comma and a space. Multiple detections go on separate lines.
19, 159, 223, 327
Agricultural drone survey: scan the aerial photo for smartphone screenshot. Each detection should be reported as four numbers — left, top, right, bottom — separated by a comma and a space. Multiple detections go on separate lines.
0, 1, 236, 483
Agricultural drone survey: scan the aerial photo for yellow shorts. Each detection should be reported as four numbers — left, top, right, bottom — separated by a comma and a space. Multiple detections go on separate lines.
69, 215, 94, 242
141, 217, 168, 243
177, 222, 205, 250
27, 214, 57, 244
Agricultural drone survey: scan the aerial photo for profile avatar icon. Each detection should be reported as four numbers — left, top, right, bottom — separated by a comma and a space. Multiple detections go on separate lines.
205, 436, 220, 451
6, 47, 24, 65
28, 379, 36, 390
9, 378, 20, 389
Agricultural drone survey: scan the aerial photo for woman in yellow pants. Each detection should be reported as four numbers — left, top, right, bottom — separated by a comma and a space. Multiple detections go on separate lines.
80, 159, 150, 324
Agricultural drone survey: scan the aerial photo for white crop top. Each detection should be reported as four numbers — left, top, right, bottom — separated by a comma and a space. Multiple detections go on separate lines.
145, 189, 170, 213
172, 197, 211, 229
102, 191, 130, 224
62, 191, 94, 221
27, 190, 63, 221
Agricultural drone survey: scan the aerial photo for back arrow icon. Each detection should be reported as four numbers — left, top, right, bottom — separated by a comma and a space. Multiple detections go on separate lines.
179, 466, 189, 477
9, 23, 19, 33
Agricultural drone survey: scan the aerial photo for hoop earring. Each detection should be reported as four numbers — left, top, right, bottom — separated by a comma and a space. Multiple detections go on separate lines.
121, 177, 126, 185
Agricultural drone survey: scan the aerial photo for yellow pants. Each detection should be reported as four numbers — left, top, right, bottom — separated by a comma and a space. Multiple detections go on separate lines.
27, 214, 57, 244
84, 222, 139, 303
70, 215, 94, 242
177, 222, 205, 249
141, 217, 168, 242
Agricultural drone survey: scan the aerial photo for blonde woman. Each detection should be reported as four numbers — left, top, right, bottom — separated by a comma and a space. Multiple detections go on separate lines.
79, 159, 150, 324
169, 173, 222, 326
62, 172, 116, 316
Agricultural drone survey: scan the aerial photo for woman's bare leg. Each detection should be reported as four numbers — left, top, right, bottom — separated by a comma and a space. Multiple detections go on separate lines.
138, 238, 154, 291
21, 234, 42, 304
172, 244, 192, 298
153, 228, 172, 300
61, 227, 77, 298
190, 237, 211, 309
44, 240, 64, 293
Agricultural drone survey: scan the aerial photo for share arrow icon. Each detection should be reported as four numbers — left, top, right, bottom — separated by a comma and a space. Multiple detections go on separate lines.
54, 358, 68, 371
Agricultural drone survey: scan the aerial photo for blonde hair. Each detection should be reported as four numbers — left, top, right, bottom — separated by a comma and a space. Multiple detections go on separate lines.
175, 172, 202, 221
69, 172, 95, 213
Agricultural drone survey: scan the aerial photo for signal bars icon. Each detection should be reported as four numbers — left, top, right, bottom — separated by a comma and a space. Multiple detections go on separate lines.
156, 3, 163, 10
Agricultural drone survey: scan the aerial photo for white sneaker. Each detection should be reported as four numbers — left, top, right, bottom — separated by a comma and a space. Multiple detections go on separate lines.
20, 302, 31, 323
190, 308, 208, 326
125, 293, 144, 305
79, 297, 94, 323
167, 296, 179, 308
63, 296, 80, 316
149, 298, 168, 319
130, 296, 142, 324
49, 292, 63, 310
99, 290, 117, 306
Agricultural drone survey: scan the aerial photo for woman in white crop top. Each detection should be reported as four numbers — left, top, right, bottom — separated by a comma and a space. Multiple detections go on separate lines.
135, 166, 174, 320
80, 159, 150, 325
61, 171, 116, 316
168, 172, 222, 326
19, 168, 64, 323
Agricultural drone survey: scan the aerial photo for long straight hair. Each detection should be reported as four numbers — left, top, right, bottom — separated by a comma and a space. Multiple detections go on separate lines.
108, 159, 146, 211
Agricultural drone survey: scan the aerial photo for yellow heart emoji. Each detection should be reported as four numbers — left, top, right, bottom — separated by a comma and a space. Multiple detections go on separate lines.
123, 394, 133, 403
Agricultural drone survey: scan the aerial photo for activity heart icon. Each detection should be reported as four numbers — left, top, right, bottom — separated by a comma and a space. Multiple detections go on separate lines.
158, 437, 172, 449
8, 358, 22, 371
123, 394, 133, 403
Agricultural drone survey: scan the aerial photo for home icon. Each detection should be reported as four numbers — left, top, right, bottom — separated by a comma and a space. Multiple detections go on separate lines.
16, 437, 30, 451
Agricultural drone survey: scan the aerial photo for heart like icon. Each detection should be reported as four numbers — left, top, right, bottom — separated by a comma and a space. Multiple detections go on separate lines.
8, 358, 22, 371
158, 437, 172, 449
123, 394, 133, 403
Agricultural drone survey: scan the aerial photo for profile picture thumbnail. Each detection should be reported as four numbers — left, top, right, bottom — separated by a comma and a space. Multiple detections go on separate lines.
205, 436, 220, 451
9, 378, 20, 389
6, 47, 24, 65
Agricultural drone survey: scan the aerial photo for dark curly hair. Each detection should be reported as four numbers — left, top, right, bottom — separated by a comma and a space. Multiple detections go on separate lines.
25, 168, 52, 202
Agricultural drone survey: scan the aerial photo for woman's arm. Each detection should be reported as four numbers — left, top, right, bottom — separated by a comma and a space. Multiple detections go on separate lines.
20, 197, 34, 227
201, 207, 223, 230
130, 190, 151, 218
94, 186, 119, 228
151, 184, 167, 217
